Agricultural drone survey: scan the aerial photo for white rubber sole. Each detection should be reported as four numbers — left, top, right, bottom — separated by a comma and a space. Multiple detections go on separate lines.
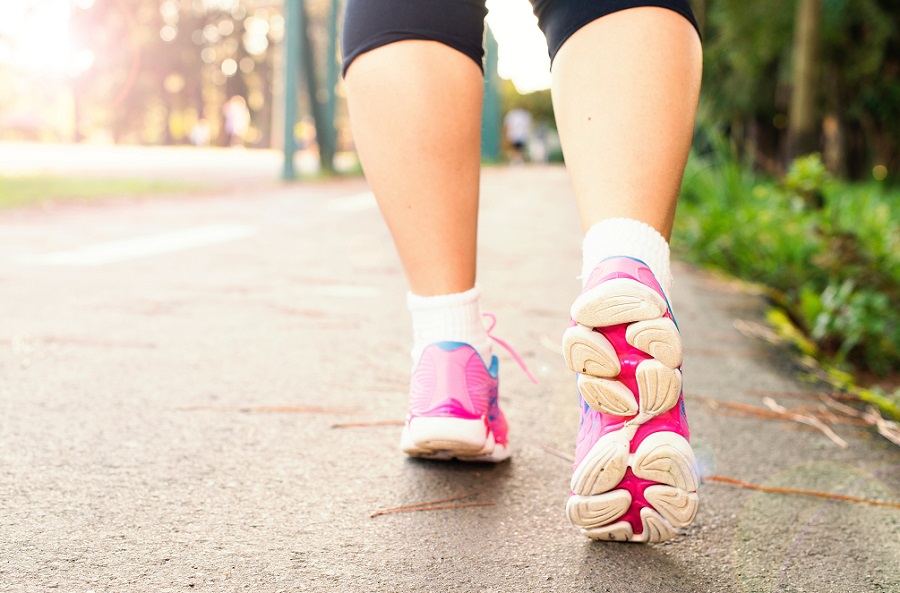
576, 360, 682, 419
566, 430, 699, 540
570, 277, 668, 327
400, 416, 510, 463
565, 278, 698, 543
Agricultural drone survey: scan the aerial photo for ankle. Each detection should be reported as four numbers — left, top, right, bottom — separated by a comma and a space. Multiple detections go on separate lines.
581, 218, 674, 299
407, 286, 492, 365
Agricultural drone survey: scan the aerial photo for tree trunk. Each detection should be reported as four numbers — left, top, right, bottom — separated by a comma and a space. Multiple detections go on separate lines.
787, 0, 821, 161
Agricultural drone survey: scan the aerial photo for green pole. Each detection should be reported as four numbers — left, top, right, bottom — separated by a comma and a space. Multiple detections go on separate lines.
323, 0, 340, 172
481, 24, 502, 161
281, 0, 301, 179
299, 2, 332, 173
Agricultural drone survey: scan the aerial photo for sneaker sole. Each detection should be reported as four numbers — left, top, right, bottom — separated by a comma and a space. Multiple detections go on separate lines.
564, 278, 698, 543
401, 417, 510, 463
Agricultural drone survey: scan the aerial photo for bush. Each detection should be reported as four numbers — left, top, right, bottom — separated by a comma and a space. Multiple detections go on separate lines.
675, 147, 900, 380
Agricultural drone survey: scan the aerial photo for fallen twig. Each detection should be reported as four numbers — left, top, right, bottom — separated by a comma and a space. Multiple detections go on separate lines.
792, 404, 871, 427
816, 403, 842, 426
696, 396, 849, 448
370, 502, 496, 518
377, 490, 479, 511
865, 406, 900, 447
820, 395, 900, 446
762, 397, 848, 448
370, 490, 494, 518
705, 475, 900, 510
331, 420, 405, 429
689, 348, 773, 360
698, 397, 805, 421
819, 394, 866, 418
733, 319, 782, 345
748, 389, 856, 402
242, 405, 352, 414
734, 315, 899, 446
539, 444, 575, 463
178, 405, 352, 415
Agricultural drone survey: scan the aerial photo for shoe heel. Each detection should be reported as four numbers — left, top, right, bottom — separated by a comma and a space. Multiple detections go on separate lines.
401, 417, 488, 455
570, 278, 666, 327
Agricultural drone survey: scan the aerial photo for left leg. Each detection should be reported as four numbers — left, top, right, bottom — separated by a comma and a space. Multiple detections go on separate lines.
342, 0, 518, 462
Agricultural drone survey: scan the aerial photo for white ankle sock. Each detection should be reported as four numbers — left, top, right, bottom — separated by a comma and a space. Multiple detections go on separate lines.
581, 218, 674, 299
407, 286, 492, 364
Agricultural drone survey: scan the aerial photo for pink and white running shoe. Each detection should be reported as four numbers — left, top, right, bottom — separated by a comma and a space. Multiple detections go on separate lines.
400, 314, 535, 463
400, 341, 509, 462
563, 256, 699, 542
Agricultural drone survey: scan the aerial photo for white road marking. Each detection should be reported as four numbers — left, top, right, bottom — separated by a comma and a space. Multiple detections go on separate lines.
327, 192, 376, 212
18, 224, 257, 266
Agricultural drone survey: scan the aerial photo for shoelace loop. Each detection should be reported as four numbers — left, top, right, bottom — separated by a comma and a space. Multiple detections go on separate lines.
483, 312, 538, 384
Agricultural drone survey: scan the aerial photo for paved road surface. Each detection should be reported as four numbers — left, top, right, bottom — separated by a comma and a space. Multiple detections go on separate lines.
1, 165, 898, 592
0, 142, 327, 185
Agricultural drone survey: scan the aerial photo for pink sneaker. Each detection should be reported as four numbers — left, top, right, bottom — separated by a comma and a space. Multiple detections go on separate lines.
562, 256, 699, 542
400, 342, 509, 462
400, 314, 535, 463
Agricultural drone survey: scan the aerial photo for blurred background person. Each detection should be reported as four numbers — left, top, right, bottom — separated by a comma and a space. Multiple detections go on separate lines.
504, 107, 532, 164
189, 118, 211, 147
222, 96, 250, 148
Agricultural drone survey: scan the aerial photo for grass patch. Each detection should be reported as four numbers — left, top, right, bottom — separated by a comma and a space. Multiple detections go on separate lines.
674, 142, 899, 419
0, 175, 204, 209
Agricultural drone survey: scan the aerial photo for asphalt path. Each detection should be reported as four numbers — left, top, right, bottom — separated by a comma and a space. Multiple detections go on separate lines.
1, 163, 897, 592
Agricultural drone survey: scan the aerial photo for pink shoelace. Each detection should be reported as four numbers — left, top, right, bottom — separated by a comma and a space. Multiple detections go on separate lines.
483, 312, 538, 384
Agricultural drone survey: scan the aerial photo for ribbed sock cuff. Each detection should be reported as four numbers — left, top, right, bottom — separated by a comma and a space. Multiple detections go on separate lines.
407, 286, 491, 364
582, 218, 673, 299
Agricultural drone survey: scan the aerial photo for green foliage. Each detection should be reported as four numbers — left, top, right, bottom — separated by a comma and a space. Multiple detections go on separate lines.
784, 154, 829, 208
499, 79, 555, 127
675, 142, 900, 385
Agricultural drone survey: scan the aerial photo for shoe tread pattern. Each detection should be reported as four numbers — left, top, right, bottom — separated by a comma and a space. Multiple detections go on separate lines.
567, 277, 698, 542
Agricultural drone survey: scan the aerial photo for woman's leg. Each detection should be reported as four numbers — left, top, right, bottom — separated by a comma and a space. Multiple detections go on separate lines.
535, 3, 702, 543
551, 6, 702, 239
344, 44, 483, 298
342, 1, 514, 462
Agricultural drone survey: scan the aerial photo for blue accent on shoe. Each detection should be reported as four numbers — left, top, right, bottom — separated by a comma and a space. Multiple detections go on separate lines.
488, 355, 499, 378
434, 340, 468, 351
432, 341, 499, 379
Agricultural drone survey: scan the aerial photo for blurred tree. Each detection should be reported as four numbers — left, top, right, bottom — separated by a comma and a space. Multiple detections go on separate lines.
700, 0, 900, 180
67, 0, 316, 149
787, 0, 821, 160
819, 0, 899, 179
700, 0, 794, 172
17, 0, 897, 181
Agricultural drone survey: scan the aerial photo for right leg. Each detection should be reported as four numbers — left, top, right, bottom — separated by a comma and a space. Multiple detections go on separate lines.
342, 0, 513, 461
531, 0, 702, 542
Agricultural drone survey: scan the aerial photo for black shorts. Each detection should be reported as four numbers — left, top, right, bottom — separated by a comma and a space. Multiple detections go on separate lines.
341, 0, 698, 76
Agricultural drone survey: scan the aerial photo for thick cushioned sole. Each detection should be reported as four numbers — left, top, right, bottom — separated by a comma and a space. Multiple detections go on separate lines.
400, 416, 510, 463
564, 278, 698, 542
566, 429, 699, 542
